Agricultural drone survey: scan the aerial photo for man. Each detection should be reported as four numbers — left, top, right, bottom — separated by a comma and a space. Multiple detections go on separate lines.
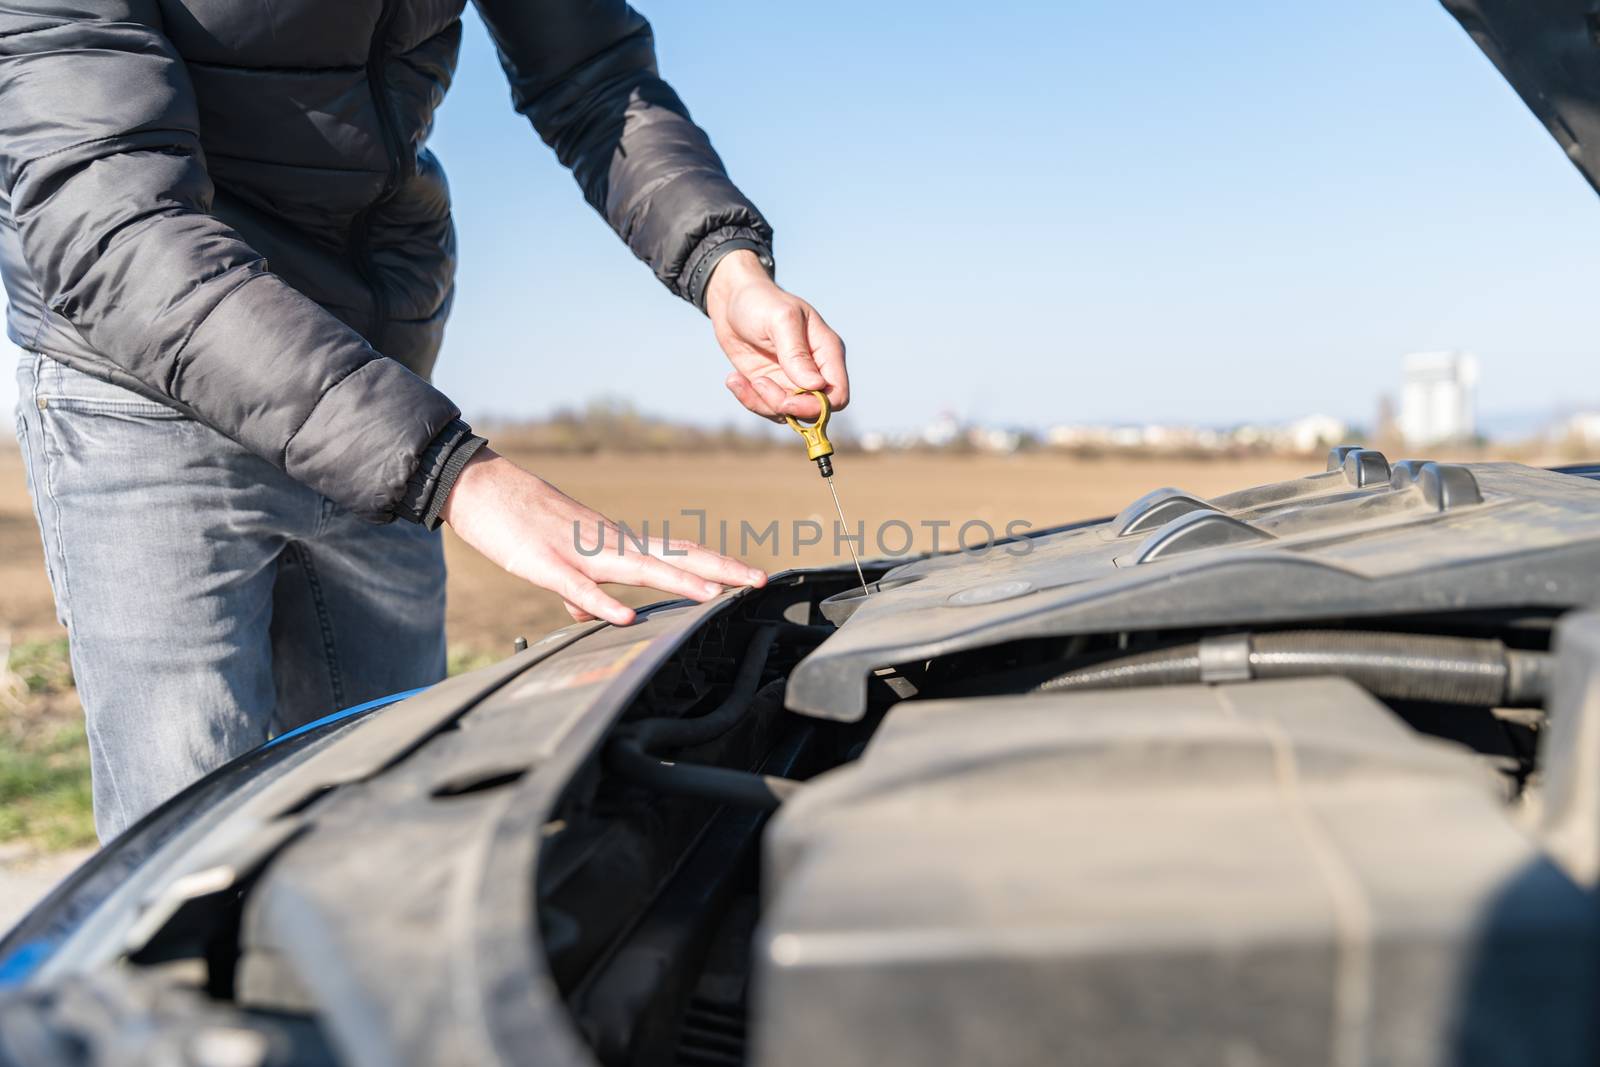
0, 1, 849, 840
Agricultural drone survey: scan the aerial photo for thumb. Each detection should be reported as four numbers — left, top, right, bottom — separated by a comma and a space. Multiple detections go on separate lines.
771, 305, 826, 392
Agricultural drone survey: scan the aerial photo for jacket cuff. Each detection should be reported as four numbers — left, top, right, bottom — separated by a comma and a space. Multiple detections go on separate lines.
397, 419, 489, 528
682, 227, 775, 312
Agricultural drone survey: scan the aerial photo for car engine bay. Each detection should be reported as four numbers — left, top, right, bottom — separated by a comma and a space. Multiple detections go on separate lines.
527, 450, 1600, 1066
4, 451, 1600, 1067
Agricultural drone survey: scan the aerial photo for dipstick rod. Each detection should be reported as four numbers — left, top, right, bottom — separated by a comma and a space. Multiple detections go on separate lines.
824, 469, 869, 596
785, 390, 871, 600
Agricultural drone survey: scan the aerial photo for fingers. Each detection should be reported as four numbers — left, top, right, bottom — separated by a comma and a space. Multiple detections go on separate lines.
806, 308, 849, 410
451, 457, 759, 631
556, 530, 767, 626
770, 305, 827, 399
769, 305, 846, 418
719, 292, 848, 421
725, 371, 783, 421
731, 368, 804, 419
649, 538, 767, 589
597, 550, 725, 604
557, 569, 636, 627
751, 375, 801, 417
563, 600, 597, 623
585, 538, 767, 606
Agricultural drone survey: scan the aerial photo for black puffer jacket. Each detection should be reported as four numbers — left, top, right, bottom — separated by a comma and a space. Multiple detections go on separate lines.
0, 0, 772, 522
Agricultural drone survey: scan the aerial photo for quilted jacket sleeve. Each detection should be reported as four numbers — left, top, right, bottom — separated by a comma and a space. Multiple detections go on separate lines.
473, 0, 774, 309
0, 0, 461, 522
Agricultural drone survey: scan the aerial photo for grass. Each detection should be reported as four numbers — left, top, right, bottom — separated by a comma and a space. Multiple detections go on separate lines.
447, 644, 499, 677
0, 636, 501, 853
0, 720, 94, 850
1, 636, 95, 850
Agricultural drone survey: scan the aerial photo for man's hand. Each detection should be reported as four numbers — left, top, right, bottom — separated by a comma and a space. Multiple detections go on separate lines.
441, 449, 766, 626
705, 249, 848, 421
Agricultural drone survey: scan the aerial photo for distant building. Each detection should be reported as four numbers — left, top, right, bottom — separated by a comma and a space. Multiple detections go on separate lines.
1400, 351, 1478, 447
1373, 394, 1398, 444
966, 426, 1023, 454
1284, 414, 1347, 454
921, 412, 962, 449
1563, 412, 1600, 449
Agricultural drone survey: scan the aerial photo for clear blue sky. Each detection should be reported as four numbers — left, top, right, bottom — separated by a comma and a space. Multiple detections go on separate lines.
426, 1, 1600, 435
8, 2, 1600, 435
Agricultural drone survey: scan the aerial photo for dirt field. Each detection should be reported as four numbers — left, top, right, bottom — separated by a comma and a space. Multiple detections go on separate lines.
1, 446, 1312, 655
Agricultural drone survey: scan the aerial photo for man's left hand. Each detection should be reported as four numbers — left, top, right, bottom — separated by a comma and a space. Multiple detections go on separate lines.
705, 249, 848, 421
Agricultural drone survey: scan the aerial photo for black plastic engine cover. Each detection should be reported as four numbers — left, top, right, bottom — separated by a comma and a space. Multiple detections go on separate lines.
754, 677, 1599, 1067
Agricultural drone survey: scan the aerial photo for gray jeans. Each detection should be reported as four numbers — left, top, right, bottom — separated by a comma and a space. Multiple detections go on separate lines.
13, 354, 448, 840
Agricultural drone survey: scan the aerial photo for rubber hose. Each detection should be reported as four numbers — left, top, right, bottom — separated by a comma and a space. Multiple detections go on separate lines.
1034, 648, 1206, 692
607, 625, 801, 808
605, 739, 799, 811
631, 626, 779, 750
1035, 630, 1551, 707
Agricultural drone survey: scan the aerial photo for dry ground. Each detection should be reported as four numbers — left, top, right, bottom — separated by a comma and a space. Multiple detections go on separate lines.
3, 446, 1313, 654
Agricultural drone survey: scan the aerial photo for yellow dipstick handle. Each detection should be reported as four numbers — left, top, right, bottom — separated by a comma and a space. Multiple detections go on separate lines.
784, 390, 834, 465
788, 388, 867, 594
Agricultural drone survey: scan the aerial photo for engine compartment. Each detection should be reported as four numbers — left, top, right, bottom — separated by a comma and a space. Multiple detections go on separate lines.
8, 456, 1600, 1067
536, 454, 1600, 1066
537, 582, 1597, 1067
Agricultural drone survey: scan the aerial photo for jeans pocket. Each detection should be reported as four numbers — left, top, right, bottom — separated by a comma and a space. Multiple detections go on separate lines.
42, 394, 186, 419
34, 358, 186, 421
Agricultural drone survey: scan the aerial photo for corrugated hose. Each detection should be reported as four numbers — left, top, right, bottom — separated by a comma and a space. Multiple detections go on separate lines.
1033, 630, 1552, 707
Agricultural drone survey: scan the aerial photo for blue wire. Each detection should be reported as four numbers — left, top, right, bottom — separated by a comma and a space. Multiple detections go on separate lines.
0, 939, 54, 988
0, 687, 431, 988
262, 686, 431, 749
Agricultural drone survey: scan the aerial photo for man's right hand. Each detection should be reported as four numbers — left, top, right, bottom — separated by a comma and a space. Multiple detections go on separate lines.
440, 449, 766, 626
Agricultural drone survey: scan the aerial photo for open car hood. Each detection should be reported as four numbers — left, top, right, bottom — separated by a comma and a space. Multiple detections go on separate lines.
1442, 0, 1600, 195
